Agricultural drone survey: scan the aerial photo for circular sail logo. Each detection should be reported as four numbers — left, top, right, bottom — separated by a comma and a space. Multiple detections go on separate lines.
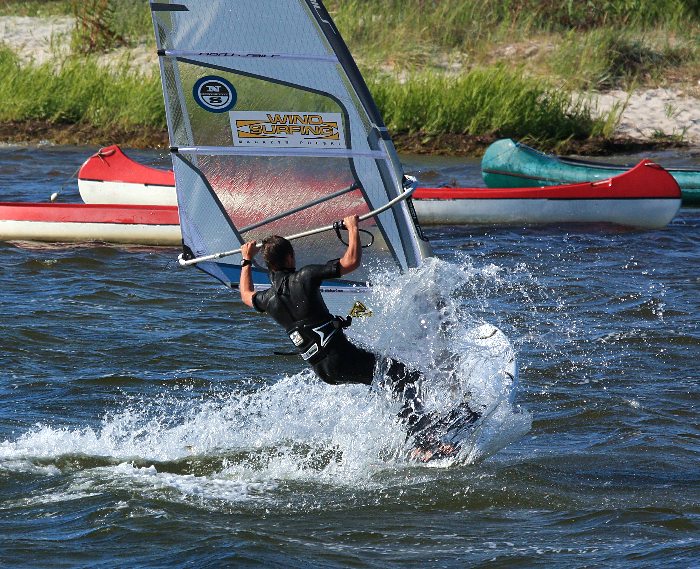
193, 76, 237, 113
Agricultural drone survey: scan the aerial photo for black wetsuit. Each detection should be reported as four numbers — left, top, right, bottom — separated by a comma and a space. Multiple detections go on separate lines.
252, 259, 428, 433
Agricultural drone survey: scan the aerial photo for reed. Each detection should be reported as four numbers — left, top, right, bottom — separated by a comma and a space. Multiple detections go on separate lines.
327, 0, 699, 56
0, 0, 695, 149
70, 0, 127, 54
549, 28, 698, 90
0, 45, 613, 145
0, 42, 623, 147
0, 46, 163, 129
1, 1, 696, 87
69, 0, 151, 52
4, 1, 696, 49
368, 68, 619, 142
0, 0, 72, 17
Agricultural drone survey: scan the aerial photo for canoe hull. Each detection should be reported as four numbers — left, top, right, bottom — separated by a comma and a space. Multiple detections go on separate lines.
414, 159, 681, 228
78, 146, 177, 206
0, 203, 181, 246
481, 138, 700, 206
73, 146, 680, 230
79, 179, 178, 207
413, 198, 680, 228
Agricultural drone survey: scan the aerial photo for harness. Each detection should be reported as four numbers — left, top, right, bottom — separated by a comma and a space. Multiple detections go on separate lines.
270, 271, 352, 365
288, 315, 352, 364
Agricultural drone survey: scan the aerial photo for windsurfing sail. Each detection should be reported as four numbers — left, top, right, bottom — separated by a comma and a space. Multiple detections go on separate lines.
150, 0, 430, 293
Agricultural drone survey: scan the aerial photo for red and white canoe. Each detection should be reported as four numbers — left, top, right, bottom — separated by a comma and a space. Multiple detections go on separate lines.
413, 160, 681, 229
0, 147, 180, 246
0, 203, 181, 245
77, 146, 681, 229
0, 148, 679, 246
78, 145, 177, 206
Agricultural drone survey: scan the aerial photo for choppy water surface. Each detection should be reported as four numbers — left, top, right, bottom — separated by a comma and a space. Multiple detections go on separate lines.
1, 146, 698, 568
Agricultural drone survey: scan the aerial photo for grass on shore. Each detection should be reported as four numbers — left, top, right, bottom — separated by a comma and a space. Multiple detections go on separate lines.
1, 0, 697, 93
328, 0, 700, 48
0, 0, 696, 150
368, 67, 619, 143
328, 0, 700, 91
0, 0, 70, 17
0, 45, 619, 150
546, 28, 698, 91
0, 46, 164, 130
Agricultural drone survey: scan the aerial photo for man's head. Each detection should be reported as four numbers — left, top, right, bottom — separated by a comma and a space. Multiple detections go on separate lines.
261, 235, 295, 271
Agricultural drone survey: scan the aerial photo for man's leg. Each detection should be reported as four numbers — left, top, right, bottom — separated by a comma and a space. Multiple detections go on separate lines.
380, 358, 432, 436
312, 336, 376, 386
382, 358, 483, 462
315, 340, 429, 431
315, 338, 473, 459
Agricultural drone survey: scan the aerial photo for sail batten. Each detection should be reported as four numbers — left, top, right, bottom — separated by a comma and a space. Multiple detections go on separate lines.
238, 183, 359, 234
151, 0, 429, 299
173, 146, 388, 160
161, 50, 339, 64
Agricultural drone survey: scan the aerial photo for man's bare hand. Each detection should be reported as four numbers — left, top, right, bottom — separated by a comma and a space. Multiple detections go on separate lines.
338, 214, 361, 275
241, 240, 260, 261
343, 214, 359, 230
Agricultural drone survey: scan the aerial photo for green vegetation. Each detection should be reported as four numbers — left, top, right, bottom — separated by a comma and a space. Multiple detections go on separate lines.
329, 0, 698, 39
369, 68, 619, 143
4, 0, 697, 88
328, 0, 700, 92
0, 0, 71, 17
0, 0, 698, 151
0, 42, 618, 148
544, 27, 698, 91
70, 0, 151, 53
0, 46, 163, 129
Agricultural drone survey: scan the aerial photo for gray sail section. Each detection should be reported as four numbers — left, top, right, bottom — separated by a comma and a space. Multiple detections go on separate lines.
151, 0, 427, 285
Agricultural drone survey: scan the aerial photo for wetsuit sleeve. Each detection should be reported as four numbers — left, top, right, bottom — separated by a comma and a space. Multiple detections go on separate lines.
252, 289, 271, 313
299, 259, 342, 287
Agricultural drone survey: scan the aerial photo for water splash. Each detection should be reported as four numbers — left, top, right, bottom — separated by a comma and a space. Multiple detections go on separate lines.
354, 256, 531, 463
0, 375, 405, 507
1, 257, 530, 501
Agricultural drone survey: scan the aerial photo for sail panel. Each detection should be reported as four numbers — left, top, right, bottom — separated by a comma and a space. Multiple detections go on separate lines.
174, 152, 400, 285
153, 0, 335, 59
172, 154, 242, 258
152, 0, 428, 290
163, 57, 383, 169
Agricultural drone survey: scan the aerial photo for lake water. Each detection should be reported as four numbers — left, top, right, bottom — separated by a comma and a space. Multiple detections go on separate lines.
1, 145, 698, 568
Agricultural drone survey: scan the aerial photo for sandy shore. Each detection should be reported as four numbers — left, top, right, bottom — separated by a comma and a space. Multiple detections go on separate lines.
1, 15, 699, 147
0, 16, 156, 72
0, 16, 74, 66
591, 89, 700, 144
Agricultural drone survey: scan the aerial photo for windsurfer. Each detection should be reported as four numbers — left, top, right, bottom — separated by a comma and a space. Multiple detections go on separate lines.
239, 215, 479, 461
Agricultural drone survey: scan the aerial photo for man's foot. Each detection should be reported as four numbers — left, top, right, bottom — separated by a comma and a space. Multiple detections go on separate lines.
408, 402, 482, 463
410, 441, 460, 463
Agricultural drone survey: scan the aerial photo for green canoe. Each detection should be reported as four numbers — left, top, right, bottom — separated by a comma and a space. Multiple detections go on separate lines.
482, 138, 700, 206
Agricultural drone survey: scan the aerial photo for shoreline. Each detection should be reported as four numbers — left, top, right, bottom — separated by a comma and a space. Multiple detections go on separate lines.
0, 120, 169, 150
0, 120, 689, 156
1, 16, 698, 156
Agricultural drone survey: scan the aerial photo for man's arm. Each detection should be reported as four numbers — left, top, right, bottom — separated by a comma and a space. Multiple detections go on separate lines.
239, 241, 260, 307
339, 214, 361, 275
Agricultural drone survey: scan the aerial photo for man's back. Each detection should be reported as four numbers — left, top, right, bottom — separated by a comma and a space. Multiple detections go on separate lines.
252, 260, 341, 330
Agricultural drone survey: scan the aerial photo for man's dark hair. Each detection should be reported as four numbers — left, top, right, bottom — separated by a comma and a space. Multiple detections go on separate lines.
261, 235, 294, 270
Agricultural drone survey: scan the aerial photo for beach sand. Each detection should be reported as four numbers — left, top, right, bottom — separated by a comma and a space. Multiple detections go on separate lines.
592, 88, 700, 144
0, 16, 74, 66
1, 15, 699, 146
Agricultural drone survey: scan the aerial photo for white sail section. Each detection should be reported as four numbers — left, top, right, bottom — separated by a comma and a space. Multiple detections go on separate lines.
150, 0, 429, 289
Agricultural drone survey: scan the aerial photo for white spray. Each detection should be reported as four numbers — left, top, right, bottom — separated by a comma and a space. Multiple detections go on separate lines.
1, 258, 530, 503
